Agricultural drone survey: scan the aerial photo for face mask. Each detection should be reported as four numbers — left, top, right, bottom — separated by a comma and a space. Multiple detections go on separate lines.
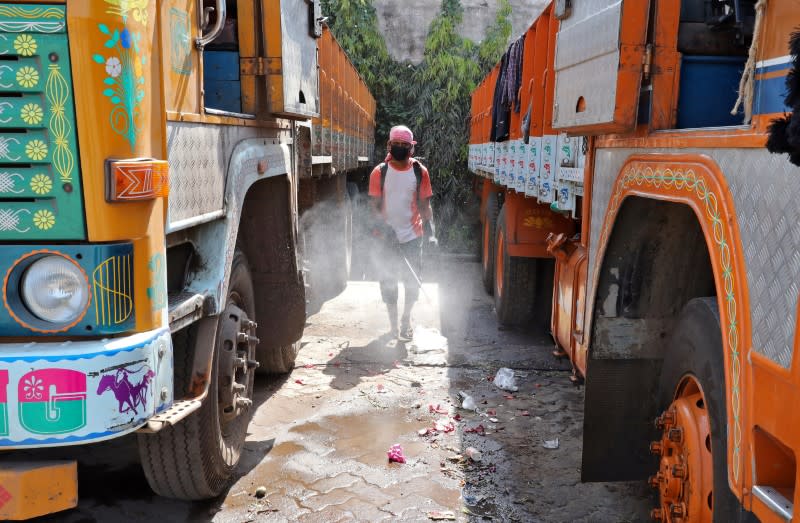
391, 145, 410, 161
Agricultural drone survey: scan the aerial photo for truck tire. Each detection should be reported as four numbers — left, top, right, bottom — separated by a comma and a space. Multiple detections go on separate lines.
256, 341, 299, 374
654, 298, 746, 521
493, 207, 537, 325
138, 251, 258, 499
481, 194, 500, 294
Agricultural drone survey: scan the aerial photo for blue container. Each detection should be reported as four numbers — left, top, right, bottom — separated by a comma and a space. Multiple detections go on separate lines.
203, 50, 240, 81
204, 80, 242, 113
203, 50, 241, 113
676, 55, 746, 129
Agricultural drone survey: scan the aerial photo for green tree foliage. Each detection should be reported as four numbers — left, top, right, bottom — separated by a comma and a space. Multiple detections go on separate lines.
321, 0, 511, 249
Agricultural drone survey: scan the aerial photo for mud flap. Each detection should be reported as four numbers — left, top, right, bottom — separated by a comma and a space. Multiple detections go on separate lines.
581, 358, 661, 482
253, 277, 306, 348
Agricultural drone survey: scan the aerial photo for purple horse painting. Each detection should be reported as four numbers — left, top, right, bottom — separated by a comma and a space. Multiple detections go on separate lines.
97, 366, 155, 415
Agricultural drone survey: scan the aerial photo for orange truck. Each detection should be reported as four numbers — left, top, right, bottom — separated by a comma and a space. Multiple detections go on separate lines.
0, 1, 373, 519
470, 1, 800, 520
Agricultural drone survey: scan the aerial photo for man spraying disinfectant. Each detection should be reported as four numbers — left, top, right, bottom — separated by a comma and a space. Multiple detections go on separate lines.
369, 125, 434, 340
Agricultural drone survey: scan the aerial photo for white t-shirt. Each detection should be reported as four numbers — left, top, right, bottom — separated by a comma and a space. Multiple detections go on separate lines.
383, 164, 419, 243
369, 161, 433, 243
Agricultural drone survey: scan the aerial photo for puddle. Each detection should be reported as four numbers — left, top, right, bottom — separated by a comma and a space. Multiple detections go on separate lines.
285, 410, 430, 467
228, 408, 461, 516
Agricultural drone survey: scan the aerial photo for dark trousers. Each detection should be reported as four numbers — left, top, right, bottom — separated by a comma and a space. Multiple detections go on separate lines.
378, 236, 423, 306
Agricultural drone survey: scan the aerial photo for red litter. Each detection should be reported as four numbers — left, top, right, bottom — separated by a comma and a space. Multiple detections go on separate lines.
429, 404, 448, 414
434, 418, 455, 433
504, 394, 515, 400
294, 379, 304, 385
520, 410, 530, 416
387, 443, 406, 463
465, 424, 486, 435
487, 409, 496, 416
303, 364, 314, 369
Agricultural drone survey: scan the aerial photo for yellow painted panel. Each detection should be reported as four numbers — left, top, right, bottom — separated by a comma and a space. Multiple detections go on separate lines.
66, 1, 167, 333
238, 0, 258, 114
160, 0, 201, 115
0, 461, 78, 520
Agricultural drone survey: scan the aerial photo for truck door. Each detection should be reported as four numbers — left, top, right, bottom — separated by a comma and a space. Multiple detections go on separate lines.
262, 0, 320, 118
551, 0, 650, 134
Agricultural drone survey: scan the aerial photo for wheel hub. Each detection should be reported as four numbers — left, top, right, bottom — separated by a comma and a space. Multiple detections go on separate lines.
217, 304, 260, 424
649, 376, 713, 522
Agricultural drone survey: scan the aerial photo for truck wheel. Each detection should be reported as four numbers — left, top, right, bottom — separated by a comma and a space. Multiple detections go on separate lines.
650, 298, 742, 520
256, 340, 299, 374
481, 194, 500, 294
493, 207, 537, 325
138, 251, 258, 499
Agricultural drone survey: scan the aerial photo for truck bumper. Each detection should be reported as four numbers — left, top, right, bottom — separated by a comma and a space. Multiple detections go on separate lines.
0, 461, 78, 520
0, 328, 173, 449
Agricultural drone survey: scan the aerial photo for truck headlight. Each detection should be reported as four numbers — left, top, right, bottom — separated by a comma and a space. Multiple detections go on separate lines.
21, 255, 90, 324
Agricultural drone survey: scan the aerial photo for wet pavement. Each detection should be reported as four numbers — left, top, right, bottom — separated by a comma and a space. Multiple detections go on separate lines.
28, 257, 652, 522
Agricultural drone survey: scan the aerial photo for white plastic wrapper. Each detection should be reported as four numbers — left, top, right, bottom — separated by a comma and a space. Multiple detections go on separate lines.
493, 367, 518, 392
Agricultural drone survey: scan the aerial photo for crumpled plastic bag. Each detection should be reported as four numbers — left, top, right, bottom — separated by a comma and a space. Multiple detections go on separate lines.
457, 391, 477, 411
543, 438, 559, 449
493, 367, 518, 392
387, 443, 406, 463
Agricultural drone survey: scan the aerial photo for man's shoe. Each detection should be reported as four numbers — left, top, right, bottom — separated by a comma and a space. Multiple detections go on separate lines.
399, 323, 414, 341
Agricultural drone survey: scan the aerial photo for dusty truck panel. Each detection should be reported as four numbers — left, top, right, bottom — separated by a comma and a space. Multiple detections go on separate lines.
469, 0, 800, 520
262, 0, 320, 118
312, 26, 375, 175
551, 0, 650, 134
0, 0, 374, 518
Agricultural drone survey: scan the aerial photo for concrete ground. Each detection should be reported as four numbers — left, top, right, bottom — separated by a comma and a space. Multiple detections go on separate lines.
30, 257, 653, 522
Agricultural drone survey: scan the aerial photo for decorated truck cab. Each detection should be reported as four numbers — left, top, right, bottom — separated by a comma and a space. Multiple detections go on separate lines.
0, 1, 375, 519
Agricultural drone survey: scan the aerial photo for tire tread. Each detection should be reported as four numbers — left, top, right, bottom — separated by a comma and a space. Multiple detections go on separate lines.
138, 251, 255, 500
481, 194, 500, 294
494, 207, 538, 325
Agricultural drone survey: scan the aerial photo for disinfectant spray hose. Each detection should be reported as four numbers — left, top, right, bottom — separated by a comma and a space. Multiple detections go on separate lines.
402, 254, 434, 303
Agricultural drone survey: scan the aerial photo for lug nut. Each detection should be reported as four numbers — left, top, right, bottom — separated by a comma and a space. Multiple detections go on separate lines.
648, 473, 663, 488
650, 508, 663, 521
232, 383, 246, 393
655, 410, 676, 429
671, 464, 686, 478
234, 357, 247, 370
236, 332, 260, 345
649, 441, 663, 455
670, 503, 685, 517
668, 427, 683, 443
247, 359, 260, 369
236, 397, 253, 409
